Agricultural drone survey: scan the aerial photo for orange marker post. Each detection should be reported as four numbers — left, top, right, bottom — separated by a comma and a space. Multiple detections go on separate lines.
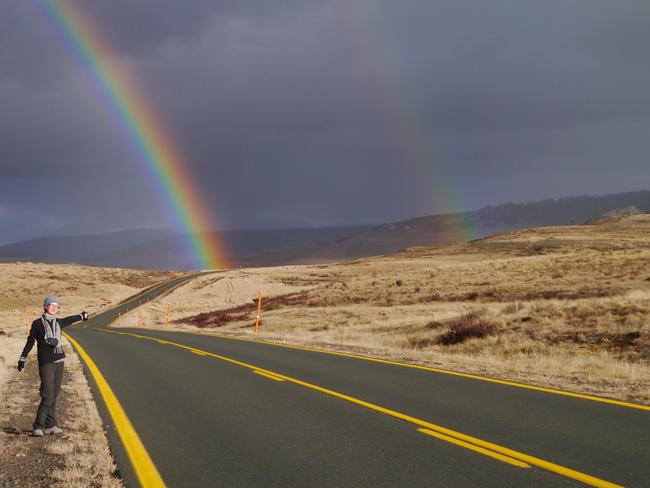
166, 303, 171, 324
255, 289, 263, 334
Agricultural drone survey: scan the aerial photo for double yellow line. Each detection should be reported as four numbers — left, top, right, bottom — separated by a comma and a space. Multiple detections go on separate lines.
92, 327, 624, 488
177, 330, 650, 412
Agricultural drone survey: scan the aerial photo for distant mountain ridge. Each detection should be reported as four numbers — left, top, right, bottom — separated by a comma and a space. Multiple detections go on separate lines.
1, 190, 648, 269
0, 225, 373, 269
472, 190, 650, 227
0, 228, 177, 264
238, 190, 650, 266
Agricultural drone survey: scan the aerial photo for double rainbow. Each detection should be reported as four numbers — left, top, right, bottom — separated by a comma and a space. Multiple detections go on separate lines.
37, 0, 225, 269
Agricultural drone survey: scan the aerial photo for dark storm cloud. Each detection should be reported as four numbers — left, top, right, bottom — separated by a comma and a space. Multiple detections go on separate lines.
1, 0, 650, 242
81, 0, 318, 55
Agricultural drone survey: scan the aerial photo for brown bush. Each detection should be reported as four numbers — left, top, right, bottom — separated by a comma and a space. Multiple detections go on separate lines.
264, 290, 313, 309
178, 290, 314, 328
523, 287, 618, 300
438, 312, 497, 346
181, 302, 254, 328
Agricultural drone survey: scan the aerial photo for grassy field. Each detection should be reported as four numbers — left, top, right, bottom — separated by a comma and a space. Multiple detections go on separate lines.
0, 263, 184, 487
131, 214, 650, 404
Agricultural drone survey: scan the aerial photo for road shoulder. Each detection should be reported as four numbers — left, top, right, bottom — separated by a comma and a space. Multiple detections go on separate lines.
0, 336, 123, 487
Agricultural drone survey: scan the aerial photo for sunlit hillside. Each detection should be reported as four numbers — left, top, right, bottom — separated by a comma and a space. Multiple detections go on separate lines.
132, 214, 650, 404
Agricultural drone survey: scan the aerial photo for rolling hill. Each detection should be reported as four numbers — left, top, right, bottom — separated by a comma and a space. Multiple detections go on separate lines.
2, 190, 649, 269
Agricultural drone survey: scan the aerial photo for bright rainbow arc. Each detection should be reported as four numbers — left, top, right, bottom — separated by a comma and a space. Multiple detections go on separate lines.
37, 0, 225, 269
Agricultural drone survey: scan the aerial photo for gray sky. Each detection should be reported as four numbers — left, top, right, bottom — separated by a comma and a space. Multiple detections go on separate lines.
2, 0, 650, 243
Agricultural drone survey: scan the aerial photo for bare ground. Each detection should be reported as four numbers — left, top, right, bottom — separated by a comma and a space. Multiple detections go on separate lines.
128, 215, 650, 404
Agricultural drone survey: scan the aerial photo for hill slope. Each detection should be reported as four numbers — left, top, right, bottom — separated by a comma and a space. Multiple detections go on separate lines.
2, 189, 649, 269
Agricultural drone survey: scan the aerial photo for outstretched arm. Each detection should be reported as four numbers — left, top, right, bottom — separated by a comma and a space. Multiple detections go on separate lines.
60, 312, 88, 328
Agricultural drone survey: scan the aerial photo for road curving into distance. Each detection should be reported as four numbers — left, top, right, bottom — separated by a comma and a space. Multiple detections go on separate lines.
65, 273, 649, 488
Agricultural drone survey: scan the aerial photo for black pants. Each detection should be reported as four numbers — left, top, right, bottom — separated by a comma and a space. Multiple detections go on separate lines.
34, 361, 64, 430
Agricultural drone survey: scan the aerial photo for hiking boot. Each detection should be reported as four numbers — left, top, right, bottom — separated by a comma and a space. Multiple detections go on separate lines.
44, 426, 63, 435
31, 429, 44, 437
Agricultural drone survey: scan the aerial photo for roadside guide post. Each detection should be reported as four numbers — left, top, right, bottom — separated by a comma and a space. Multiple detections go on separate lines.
255, 289, 263, 334
166, 303, 171, 324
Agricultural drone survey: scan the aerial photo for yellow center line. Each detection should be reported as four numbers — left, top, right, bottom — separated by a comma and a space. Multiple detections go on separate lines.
172, 330, 650, 412
96, 327, 623, 488
418, 429, 531, 469
253, 370, 286, 382
64, 332, 166, 488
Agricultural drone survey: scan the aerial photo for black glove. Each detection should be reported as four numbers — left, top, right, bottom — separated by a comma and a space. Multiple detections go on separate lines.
81, 311, 89, 321
18, 358, 25, 372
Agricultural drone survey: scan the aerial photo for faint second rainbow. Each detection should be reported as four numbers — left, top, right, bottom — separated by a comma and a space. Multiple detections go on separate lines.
335, 4, 479, 243
37, 0, 225, 269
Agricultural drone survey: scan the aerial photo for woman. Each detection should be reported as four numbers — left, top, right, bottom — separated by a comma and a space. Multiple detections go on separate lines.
17, 296, 89, 437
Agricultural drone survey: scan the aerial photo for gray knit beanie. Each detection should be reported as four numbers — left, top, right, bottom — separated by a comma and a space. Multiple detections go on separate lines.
43, 296, 60, 308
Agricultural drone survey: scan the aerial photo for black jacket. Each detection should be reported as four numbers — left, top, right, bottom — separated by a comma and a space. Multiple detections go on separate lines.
20, 314, 83, 365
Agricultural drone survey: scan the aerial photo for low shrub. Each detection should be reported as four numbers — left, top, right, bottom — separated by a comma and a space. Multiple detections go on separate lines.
437, 312, 497, 346
177, 290, 314, 328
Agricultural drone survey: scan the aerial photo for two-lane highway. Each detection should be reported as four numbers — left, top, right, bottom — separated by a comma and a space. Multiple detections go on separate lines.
65, 277, 649, 487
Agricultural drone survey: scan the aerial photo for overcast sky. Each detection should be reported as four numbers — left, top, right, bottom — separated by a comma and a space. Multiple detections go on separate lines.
1, 0, 649, 243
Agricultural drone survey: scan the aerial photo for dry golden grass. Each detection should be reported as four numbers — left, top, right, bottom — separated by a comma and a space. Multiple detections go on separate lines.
0, 262, 184, 334
0, 262, 183, 487
135, 215, 650, 404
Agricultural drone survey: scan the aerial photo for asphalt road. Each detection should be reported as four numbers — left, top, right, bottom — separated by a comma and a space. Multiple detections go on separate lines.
66, 275, 649, 487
